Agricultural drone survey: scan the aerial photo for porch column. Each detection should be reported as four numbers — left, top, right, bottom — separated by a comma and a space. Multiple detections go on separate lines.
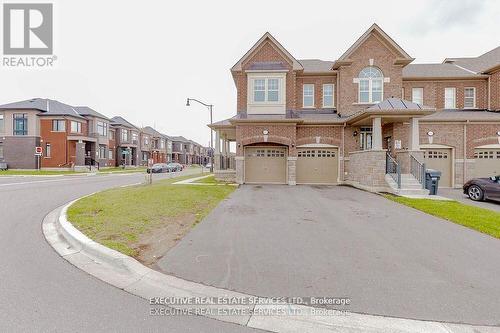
214, 130, 221, 170
409, 117, 420, 151
372, 117, 383, 150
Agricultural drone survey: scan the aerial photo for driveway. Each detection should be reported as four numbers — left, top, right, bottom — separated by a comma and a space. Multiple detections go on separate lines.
159, 185, 500, 326
439, 187, 500, 212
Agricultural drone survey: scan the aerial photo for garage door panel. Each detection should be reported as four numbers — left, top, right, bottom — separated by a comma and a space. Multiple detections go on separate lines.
296, 148, 338, 184
245, 147, 287, 184
473, 149, 500, 179
423, 148, 452, 187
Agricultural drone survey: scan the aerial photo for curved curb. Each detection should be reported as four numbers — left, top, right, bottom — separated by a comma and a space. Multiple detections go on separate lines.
43, 199, 499, 333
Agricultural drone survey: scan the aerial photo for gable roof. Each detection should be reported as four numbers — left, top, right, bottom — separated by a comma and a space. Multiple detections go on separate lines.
170, 135, 189, 142
299, 59, 335, 73
444, 46, 500, 74
332, 23, 414, 69
402, 63, 485, 79
110, 116, 138, 129
0, 98, 85, 118
75, 106, 109, 120
142, 125, 171, 139
231, 32, 303, 72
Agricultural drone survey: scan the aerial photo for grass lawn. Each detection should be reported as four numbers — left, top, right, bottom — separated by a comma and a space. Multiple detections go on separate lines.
98, 167, 147, 174
0, 170, 83, 176
67, 174, 236, 260
384, 194, 500, 239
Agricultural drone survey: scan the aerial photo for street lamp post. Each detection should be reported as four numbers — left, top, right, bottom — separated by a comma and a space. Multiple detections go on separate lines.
186, 98, 214, 173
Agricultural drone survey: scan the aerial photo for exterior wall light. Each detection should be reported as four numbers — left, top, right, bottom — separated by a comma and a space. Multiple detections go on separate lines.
427, 131, 434, 136
262, 130, 269, 135
496, 131, 500, 136
353, 130, 358, 137
427, 131, 434, 144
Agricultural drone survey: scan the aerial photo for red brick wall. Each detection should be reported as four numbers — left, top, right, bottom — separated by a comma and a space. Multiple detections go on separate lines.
40, 118, 68, 167
466, 124, 500, 158
338, 34, 403, 116
402, 80, 488, 109
491, 70, 500, 110
236, 124, 296, 156
296, 126, 342, 146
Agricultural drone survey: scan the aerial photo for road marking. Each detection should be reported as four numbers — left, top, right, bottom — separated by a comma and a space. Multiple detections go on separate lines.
0, 173, 139, 187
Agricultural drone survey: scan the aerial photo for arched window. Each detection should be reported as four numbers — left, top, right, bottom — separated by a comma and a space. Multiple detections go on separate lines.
358, 67, 383, 103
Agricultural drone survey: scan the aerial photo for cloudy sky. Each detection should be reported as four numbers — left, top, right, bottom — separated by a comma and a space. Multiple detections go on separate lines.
1, 0, 498, 146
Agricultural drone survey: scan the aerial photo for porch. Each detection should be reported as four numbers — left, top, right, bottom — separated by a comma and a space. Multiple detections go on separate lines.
211, 121, 236, 182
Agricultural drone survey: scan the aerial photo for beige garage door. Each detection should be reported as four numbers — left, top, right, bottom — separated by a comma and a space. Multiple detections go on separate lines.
244, 147, 287, 184
423, 148, 453, 187
296, 148, 338, 184
474, 149, 500, 178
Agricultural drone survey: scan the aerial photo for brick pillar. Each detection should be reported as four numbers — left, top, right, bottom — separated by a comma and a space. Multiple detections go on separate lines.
75, 141, 86, 166
235, 156, 244, 184
287, 157, 297, 186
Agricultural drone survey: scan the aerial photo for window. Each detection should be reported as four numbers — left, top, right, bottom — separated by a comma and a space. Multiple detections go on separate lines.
253, 78, 281, 103
412, 88, 423, 105
160, 139, 165, 149
323, 84, 334, 107
358, 67, 383, 103
131, 132, 138, 144
98, 145, 106, 159
464, 87, 476, 108
97, 121, 107, 136
13, 114, 28, 136
45, 143, 51, 158
121, 129, 129, 142
359, 127, 373, 150
142, 152, 148, 161
52, 119, 65, 132
0, 114, 4, 133
108, 149, 113, 160
444, 87, 456, 109
144, 136, 149, 145
70, 121, 82, 133
303, 84, 314, 107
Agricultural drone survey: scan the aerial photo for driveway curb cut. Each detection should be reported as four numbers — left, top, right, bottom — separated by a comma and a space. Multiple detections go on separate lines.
42, 198, 500, 333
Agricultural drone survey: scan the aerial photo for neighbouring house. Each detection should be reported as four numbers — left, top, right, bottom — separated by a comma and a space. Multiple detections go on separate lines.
171, 136, 188, 164
140, 130, 152, 166
141, 126, 168, 164
210, 24, 500, 193
110, 116, 141, 167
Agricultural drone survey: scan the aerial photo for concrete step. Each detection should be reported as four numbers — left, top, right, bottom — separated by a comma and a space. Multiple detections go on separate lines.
385, 174, 430, 196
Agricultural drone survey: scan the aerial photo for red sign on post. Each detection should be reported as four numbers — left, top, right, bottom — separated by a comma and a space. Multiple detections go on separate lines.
35, 147, 43, 156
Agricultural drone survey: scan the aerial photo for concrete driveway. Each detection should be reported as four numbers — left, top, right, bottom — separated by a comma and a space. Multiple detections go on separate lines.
159, 185, 500, 326
439, 187, 500, 212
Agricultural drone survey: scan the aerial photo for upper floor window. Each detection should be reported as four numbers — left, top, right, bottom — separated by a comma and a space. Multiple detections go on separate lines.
303, 84, 314, 108
45, 143, 51, 157
52, 119, 65, 132
70, 121, 82, 133
358, 67, 383, 103
464, 87, 476, 108
131, 132, 138, 144
322, 84, 334, 108
97, 121, 107, 136
0, 114, 5, 133
412, 88, 423, 105
121, 129, 129, 142
444, 87, 456, 109
13, 113, 28, 136
144, 136, 149, 145
160, 139, 165, 149
253, 78, 280, 103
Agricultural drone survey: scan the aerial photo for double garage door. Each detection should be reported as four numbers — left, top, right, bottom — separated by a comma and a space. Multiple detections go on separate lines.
244, 146, 338, 184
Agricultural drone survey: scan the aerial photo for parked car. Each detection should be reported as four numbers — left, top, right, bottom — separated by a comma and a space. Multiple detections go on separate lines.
166, 162, 183, 172
463, 176, 500, 202
205, 163, 213, 169
147, 163, 169, 173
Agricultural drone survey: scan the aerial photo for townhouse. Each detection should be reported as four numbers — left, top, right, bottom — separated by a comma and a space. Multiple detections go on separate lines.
0, 99, 207, 170
210, 24, 500, 192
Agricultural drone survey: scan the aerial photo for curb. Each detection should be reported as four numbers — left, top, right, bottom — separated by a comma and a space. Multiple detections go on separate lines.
43, 199, 500, 333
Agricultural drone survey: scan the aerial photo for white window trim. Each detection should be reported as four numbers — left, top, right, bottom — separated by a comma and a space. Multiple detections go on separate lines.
247, 72, 286, 115
303, 84, 315, 108
248, 75, 285, 105
464, 87, 476, 108
322, 84, 334, 108
444, 87, 456, 109
412, 87, 424, 105
357, 67, 384, 104
70, 121, 82, 133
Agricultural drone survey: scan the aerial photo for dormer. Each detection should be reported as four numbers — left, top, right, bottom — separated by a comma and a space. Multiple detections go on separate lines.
231, 32, 303, 115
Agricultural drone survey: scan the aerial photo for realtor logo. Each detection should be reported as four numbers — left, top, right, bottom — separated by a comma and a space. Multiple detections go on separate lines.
3, 3, 53, 55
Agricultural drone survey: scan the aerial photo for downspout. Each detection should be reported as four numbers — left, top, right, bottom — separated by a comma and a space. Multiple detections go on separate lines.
342, 122, 346, 182
487, 75, 491, 110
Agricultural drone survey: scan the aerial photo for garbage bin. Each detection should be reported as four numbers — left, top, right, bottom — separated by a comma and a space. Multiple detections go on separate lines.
425, 169, 441, 195
0, 162, 7, 170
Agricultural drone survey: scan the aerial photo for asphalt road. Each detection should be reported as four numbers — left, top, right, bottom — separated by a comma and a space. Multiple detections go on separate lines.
0, 171, 261, 332
159, 185, 500, 326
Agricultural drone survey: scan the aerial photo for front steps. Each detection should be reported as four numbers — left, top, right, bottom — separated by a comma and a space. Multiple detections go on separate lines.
385, 174, 430, 196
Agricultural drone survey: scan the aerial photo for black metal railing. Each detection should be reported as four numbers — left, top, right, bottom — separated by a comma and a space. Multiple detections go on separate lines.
85, 157, 100, 171
386, 152, 401, 189
410, 154, 426, 189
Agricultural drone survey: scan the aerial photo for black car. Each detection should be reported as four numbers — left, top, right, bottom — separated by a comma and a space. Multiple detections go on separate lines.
147, 163, 169, 173
463, 176, 500, 202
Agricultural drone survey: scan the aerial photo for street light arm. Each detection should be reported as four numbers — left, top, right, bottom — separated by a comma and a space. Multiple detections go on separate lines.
186, 98, 213, 108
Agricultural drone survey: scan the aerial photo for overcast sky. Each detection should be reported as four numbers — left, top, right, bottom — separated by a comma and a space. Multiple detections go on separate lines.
1, 0, 498, 146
